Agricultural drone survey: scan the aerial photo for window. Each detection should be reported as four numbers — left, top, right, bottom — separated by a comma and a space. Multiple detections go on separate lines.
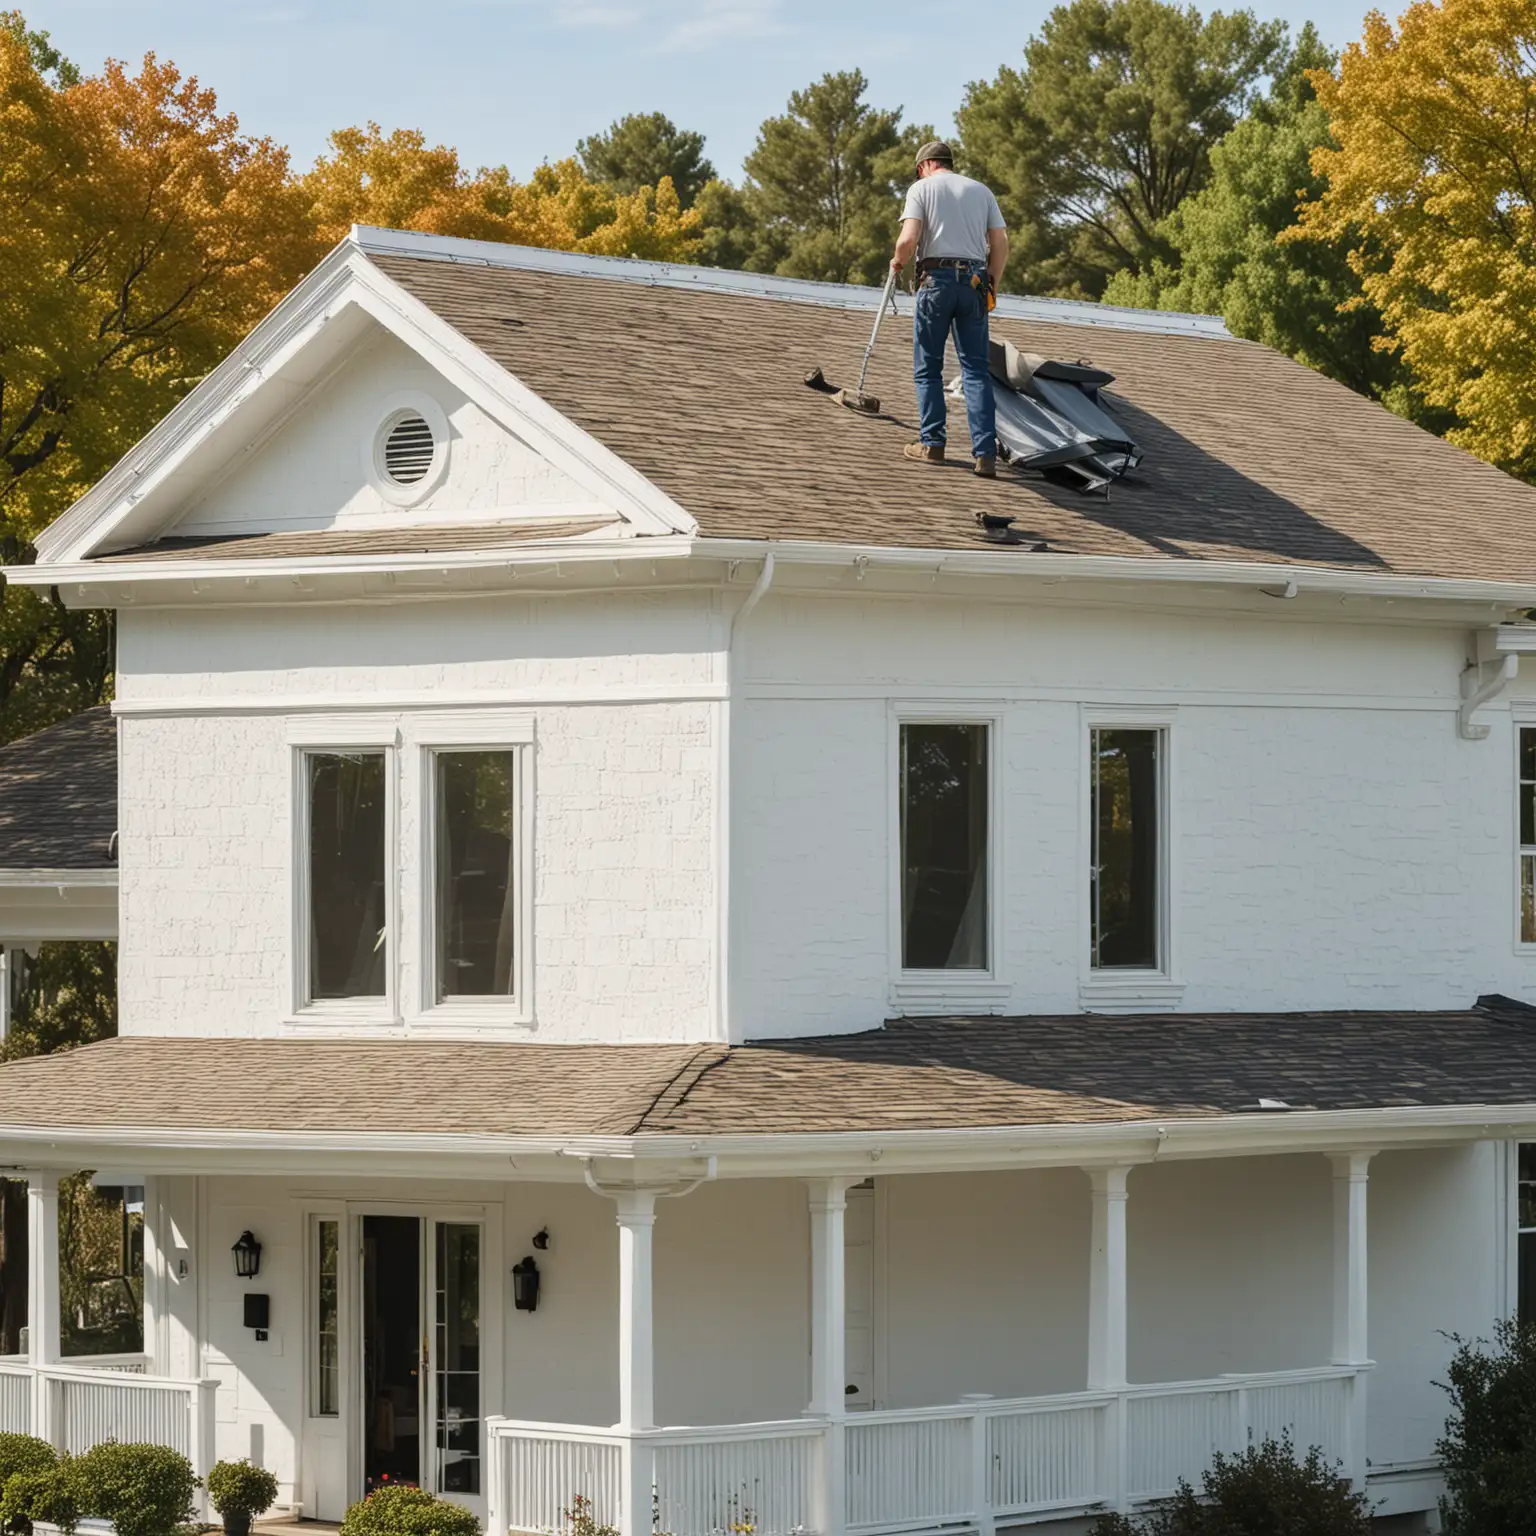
432, 751, 519, 1000
900, 722, 988, 970
1091, 728, 1163, 970
305, 751, 388, 1000
1520, 1147, 1536, 1324
434, 1223, 482, 1495
1521, 728, 1536, 943
313, 1219, 339, 1417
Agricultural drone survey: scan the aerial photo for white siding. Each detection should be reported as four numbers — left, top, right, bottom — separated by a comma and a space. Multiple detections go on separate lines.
172, 326, 598, 539
732, 592, 1521, 1037
116, 591, 721, 1042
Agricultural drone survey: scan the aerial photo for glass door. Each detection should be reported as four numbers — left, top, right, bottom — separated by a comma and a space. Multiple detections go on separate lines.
428, 1222, 483, 1508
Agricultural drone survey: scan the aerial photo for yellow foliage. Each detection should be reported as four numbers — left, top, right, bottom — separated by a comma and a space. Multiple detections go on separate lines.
0, 32, 319, 541
1293, 0, 1536, 476
303, 124, 700, 261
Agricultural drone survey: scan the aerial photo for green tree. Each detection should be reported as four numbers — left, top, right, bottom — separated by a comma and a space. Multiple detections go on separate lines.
1102, 27, 1402, 402
958, 0, 1286, 296
577, 111, 714, 208
734, 69, 928, 285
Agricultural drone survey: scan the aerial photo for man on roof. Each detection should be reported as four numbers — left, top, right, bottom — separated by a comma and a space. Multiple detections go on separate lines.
890, 140, 1009, 479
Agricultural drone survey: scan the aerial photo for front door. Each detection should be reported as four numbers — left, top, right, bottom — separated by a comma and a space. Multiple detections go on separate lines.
358, 1216, 485, 1512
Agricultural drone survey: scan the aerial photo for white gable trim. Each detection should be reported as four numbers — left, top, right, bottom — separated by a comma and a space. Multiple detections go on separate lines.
36, 240, 696, 565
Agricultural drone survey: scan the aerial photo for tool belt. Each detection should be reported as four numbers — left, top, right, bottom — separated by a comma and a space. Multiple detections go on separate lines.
916, 256, 985, 272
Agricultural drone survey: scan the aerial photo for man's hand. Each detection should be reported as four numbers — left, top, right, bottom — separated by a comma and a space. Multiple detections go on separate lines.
890, 255, 904, 276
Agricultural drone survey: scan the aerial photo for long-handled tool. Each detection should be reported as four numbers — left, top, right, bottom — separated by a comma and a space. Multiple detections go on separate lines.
833, 266, 899, 413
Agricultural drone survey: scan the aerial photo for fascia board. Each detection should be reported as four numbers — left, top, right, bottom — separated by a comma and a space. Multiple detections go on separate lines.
38, 245, 361, 565
0, 1100, 1526, 1182
0, 869, 117, 888
693, 537, 1536, 610
8, 533, 696, 601
349, 257, 697, 538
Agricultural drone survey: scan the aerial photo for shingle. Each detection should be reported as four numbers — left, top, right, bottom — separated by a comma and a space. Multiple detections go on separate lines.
371, 255, 1536, 584
3, 1011, 1535, 1141
0, 707, 116, 870
94, 518, 619, 563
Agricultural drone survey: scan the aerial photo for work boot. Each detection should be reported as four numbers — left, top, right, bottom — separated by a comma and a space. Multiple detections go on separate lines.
903, 442, 944, 464
974, 456, 997, 479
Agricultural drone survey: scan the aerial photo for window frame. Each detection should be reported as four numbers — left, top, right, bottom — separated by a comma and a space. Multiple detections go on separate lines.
1517, 721, 1536, 951
287, 716, 401, 1025
887, 704, 1007, 1014
309, 1211, 342, 1421
408, 713, 535, 1028
1079, 707, 1182, 1011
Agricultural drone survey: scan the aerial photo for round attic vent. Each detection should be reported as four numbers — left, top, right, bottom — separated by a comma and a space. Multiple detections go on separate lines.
381, 412, 436, 485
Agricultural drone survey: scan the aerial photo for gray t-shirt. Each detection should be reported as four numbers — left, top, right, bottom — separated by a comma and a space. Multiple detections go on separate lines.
900, 171, 1006, 264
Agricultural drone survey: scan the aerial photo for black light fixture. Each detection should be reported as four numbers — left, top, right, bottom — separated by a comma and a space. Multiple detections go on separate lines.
532, 1227, 550, 1251
512, 1255, 540, 1313
232, 1230, 262, 1279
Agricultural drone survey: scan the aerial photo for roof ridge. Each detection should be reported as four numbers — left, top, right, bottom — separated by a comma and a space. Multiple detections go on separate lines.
353, 225, 1233, 342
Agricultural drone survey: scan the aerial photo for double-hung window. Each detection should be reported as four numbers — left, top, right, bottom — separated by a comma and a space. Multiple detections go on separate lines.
413, 714, 533, 1021
291, 720, 399, 1018
1084, 716, 1178, 1007
1519, 1147, 1536, 1324
899, 721, 990, 971
1520, 728, 1536, 944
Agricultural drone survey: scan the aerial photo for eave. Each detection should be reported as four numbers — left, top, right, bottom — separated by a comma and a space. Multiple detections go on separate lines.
0, 1100, 1528, 1183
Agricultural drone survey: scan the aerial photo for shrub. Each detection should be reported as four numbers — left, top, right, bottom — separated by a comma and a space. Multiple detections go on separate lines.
561, 1494, 617, 1536
1, 1464, 78, 1536
208, 1461, 280, 1520
0, 1436, 57, 1486
340, 1487, 480, 1536
1088, 1436, 1371, 1536
1438, 1319, 1536, 1535
71, 1442, 199, 1536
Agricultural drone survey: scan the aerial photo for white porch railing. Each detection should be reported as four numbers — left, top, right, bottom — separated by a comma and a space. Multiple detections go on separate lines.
488, 1366, 1365, 1536
0, 1359, 217, 1491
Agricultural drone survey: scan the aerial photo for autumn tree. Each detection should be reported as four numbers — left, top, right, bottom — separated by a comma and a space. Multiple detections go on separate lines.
1293, 0, 1536, 479
0, 24, 319, 740
726, 70, 929, 285
578, 111, 714, 207
958, 0, 1286, 296
303, 123, 701, 261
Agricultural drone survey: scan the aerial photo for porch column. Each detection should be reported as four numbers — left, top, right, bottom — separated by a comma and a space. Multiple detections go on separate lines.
1329, 1152, 1373, 1492
26, 1172, 60, 1446
614, 1190, 657, 1536
806, 1179, 858, 1536
1087, 1166, 1131, 1513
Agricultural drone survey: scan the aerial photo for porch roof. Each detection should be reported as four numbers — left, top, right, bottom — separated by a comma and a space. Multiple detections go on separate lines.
2, 1005, 1535, 1147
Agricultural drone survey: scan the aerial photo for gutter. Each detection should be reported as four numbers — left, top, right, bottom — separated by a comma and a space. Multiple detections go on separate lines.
1, 1100, 1532, 1175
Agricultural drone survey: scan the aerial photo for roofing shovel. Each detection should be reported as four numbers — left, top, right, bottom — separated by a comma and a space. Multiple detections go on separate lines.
824, 268, 899, 415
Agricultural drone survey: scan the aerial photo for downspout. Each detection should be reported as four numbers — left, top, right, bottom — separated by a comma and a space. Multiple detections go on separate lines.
715, 553, 776, 1043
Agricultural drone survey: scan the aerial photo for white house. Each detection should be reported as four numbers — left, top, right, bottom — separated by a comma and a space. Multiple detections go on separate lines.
3, 225, 1536, 1536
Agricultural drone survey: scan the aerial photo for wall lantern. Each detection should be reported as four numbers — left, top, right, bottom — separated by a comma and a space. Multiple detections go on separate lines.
232, 1230, 263, 1280
512, 1256, 540, 1313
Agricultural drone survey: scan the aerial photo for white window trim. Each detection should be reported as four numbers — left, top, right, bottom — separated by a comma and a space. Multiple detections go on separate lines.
286, 715, 401, 1026
1514, 715, 1536, 955
363, 390, 451, 509
407, 712, 535, 1029
888, 704, 1008, 1015
1079, 706, 1183, 1013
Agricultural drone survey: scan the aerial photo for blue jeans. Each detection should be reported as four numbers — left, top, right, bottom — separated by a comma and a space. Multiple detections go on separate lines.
913, 265, 996, 459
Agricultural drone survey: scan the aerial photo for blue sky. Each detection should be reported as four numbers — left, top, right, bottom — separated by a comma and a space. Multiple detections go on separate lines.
29, 0, 1377, 182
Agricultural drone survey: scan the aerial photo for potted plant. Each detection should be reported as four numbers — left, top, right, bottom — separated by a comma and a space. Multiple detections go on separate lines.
207, 1461, 279, 1536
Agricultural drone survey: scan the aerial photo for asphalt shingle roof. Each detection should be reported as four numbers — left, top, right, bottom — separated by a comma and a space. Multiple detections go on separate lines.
362, 254, 1536, 583
3, 1010, 1534, 1140
0, 706, 116, 870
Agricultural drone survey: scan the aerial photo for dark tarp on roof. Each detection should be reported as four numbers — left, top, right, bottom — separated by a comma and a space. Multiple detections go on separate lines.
0, 707, 116, 870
